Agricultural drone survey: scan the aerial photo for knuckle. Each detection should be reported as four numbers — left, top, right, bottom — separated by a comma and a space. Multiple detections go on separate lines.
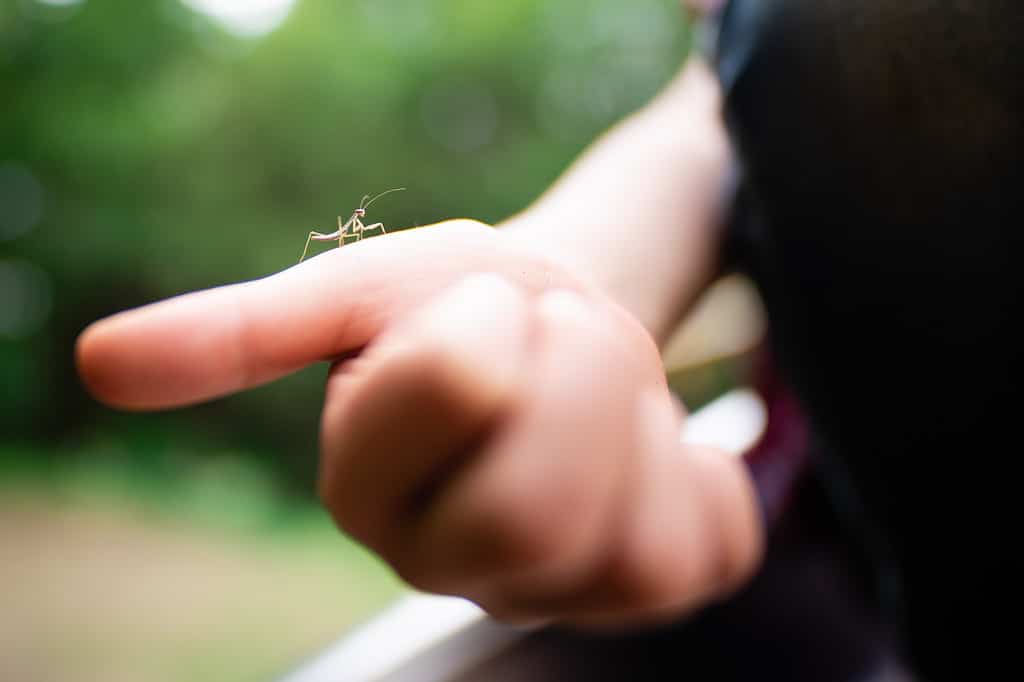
315, 439, 389, 552
466, 475, 595, 577
691, 448, 764, 596
318, 482, 379, 549
601, 522, 706, 614
604, 554, 681, 613
498, 512, 567, 573
712, 509, 763, 597
315, 470, 337, 517
408, 341, 521, 421
316, 453, 348, 530
377, 340, 473, 406
462, 489, 539, 570
410, 343, 467, 390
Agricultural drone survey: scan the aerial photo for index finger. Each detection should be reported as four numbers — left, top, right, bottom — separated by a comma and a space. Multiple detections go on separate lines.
76, 220, 523, 410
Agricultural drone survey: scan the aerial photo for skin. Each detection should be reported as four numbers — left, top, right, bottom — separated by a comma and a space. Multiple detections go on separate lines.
76, 58, 762, 626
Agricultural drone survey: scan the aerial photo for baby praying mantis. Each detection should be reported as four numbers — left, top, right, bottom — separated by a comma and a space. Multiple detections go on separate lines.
299, 188, 406, 263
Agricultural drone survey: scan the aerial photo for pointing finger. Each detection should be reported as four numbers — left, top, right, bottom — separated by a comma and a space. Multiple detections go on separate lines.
76, 220, 555, 410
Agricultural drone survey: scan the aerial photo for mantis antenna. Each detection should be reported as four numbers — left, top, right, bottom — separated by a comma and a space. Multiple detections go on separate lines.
361, 187, 406, 210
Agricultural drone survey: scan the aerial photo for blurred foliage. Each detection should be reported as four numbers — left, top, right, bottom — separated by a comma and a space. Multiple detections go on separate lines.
1, 0, 692, 492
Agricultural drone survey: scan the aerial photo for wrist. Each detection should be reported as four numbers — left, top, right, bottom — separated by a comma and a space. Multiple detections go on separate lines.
497, 213, 602, 290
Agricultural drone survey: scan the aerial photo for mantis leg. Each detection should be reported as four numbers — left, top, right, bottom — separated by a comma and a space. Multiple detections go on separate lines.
340, 215, 359, 244
363, 222, 386, 236
300, 231, 339, 263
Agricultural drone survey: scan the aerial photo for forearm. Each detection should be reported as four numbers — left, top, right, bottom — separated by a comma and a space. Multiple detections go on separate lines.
501, 57, 731, 344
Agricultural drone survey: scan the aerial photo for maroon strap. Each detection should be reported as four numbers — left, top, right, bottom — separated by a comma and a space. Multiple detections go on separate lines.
741, 348, 811, 527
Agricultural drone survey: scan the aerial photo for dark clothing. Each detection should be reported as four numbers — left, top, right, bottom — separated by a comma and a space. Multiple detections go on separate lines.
712, 1, 1023, 677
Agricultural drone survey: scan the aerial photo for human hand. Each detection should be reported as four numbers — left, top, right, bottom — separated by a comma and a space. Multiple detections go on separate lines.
77, 219, 761, 626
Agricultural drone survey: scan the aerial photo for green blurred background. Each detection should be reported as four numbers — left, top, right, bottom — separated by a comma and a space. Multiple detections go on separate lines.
1, 0, 697, 679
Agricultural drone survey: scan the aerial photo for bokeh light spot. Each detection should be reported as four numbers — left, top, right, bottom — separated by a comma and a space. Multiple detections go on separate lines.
26, 0, 86, 23
0, 259, 54, 339
0, 163, 44, 243
180, 0, 296, 38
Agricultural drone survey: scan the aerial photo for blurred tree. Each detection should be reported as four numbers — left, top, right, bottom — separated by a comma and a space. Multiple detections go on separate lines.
0, 0, 690, 490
